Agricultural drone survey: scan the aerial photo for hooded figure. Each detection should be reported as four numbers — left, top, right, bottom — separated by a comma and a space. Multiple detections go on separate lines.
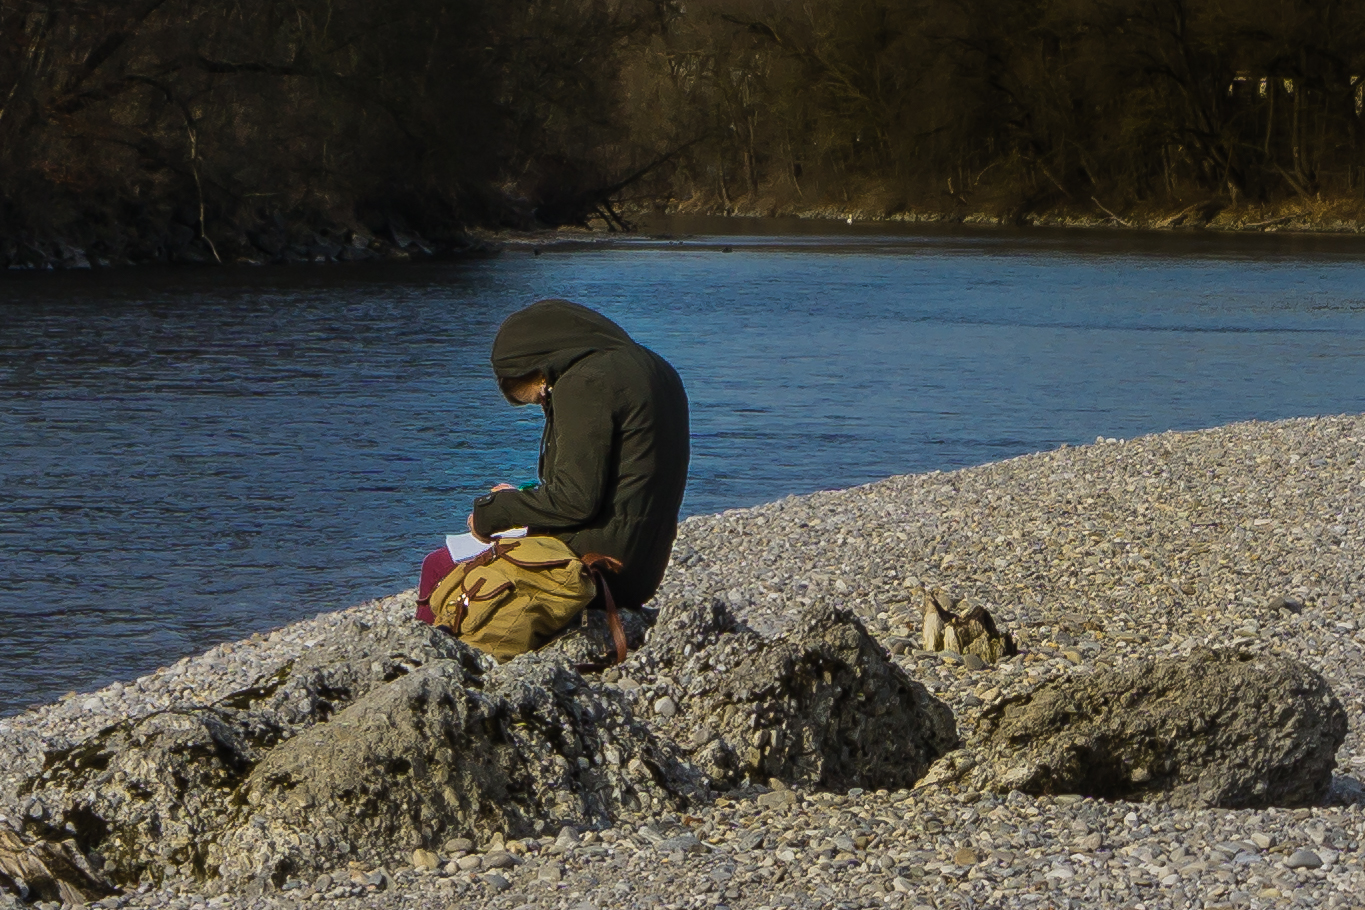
470, 299, 689, 609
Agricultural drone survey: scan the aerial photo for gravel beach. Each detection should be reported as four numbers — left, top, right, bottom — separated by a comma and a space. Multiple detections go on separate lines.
3, 413, 1364, 910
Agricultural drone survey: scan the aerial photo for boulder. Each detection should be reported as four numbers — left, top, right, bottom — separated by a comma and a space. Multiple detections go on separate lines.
8, 619, 481, 885
938, 649, 1346, 808
211, 654, 703, 889
639, 599, 958, 791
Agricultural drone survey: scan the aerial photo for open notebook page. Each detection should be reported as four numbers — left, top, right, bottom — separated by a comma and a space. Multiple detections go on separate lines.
445, 527, 527, 562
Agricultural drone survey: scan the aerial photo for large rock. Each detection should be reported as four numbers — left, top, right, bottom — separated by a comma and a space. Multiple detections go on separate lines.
7, 619, 479, 887
638, 600, 958, 791
935, 649, 1346, 808
211, 654, 703, 890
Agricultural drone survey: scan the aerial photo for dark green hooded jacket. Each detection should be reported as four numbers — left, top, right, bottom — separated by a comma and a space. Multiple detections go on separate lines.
471, 299, 689, 608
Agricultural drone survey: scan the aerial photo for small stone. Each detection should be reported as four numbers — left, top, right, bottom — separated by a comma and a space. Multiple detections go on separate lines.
1286, 849, 1322, 869
756, 789, 797, 809
483, 851, 516, 870
1269, 596, 1303, 614
653, 696, 678, 717
443, 837, 474, 854
1077, 832, 1103, 851
953, 847, 978, 866
656, 833, 704, 854
482, 873, 510, 892
457, 855, 483, 871
412, 849, 440, 871
963, 654, 986, 671
1251, 833, 1275, 850
892, 877, 913, 893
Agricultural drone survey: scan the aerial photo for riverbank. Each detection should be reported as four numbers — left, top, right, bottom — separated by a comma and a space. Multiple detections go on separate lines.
9, 192, 1365, 272
3, 414, 1364, 910
658, 192, 1365, 236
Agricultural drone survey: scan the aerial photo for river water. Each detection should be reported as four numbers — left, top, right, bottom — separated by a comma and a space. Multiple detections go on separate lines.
3, 217, 1365, 714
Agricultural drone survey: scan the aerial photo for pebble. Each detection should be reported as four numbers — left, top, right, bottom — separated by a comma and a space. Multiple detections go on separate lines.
1285, 848, 1323, 869
482, 851, 516, 870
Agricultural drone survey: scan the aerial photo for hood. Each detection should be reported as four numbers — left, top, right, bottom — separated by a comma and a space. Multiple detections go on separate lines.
490, 299, 634, 400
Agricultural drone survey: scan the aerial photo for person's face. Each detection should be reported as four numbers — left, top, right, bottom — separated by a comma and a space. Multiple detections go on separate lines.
510, 377, 548, 405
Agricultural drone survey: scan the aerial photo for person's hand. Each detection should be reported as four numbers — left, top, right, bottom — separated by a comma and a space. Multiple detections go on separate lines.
490, 483, 515, 492
467, 513, 492, 543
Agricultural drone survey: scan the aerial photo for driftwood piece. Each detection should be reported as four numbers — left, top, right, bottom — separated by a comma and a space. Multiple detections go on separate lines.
920, 590, 1017, 664
0, 827, 117, 904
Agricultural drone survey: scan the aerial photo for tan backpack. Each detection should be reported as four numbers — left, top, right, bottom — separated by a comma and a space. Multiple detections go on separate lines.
427, 536, 626, 664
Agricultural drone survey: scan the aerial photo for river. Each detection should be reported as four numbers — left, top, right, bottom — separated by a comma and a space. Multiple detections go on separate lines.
2, 217, 1364, 714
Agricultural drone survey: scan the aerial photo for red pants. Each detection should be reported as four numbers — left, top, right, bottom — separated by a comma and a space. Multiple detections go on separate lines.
415, 546, 456, 624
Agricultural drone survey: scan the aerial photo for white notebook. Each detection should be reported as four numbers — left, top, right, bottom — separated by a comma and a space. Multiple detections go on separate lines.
445, 527, 527, 562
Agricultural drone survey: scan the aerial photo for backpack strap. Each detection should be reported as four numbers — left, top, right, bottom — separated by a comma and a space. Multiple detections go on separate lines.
582, 554, 627, 666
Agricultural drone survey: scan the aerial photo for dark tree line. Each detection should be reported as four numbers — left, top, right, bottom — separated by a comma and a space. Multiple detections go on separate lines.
632, 0, 1365, 220
4, 0, 1365, 263
0, 0, 664, 262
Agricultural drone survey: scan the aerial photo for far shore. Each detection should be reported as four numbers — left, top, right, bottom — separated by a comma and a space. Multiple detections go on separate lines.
7, 195, 1365, 274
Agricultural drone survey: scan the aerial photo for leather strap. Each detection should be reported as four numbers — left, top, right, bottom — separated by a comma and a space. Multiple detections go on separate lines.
582, 554, 627, 667
437, 595, 468, 638
597, 569, 627, 666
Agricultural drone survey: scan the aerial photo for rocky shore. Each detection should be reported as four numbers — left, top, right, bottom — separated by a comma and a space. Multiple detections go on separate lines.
3, 413, 1364, 910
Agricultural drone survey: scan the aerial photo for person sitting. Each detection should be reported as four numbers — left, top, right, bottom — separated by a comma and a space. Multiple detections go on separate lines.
416, 298, 689, 653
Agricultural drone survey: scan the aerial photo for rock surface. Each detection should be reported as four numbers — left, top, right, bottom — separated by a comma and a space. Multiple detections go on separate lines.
926, 649, 1347, 808
3, 619, 482, 886
211, 654, 703, 890
639, 600, 956, 791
